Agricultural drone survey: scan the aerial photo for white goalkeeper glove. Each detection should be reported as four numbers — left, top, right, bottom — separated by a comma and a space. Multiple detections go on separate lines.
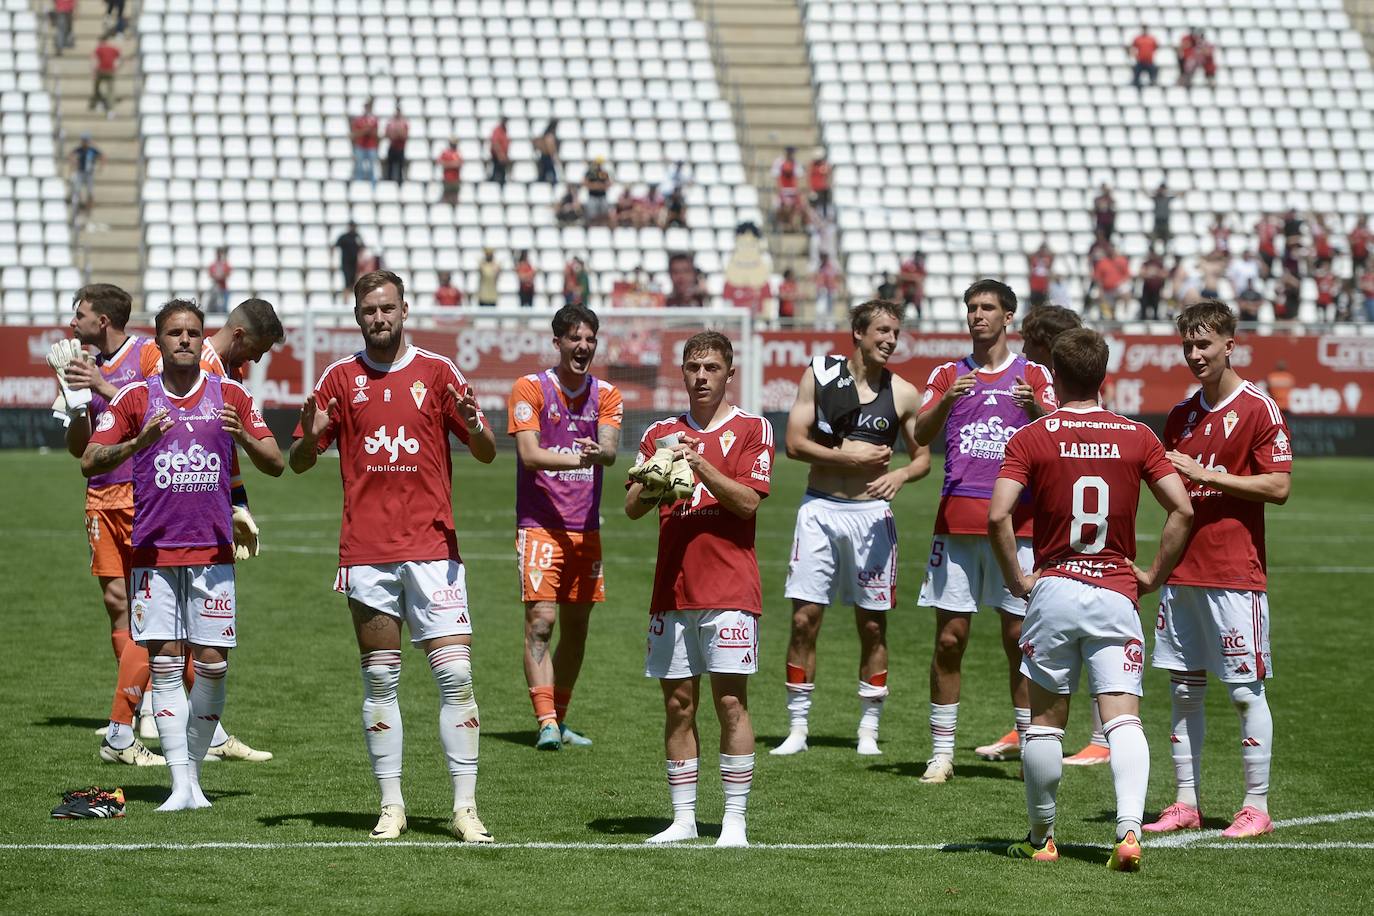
232, 505, 260, 560
628, 445, 675, 490
666, 454, 696, 502
46, 338, 93, 417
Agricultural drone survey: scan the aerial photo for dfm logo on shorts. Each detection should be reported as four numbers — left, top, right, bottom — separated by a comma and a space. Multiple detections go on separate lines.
363, 425, 419, 470
1123, 638, 1144, 674
957, 415, 1017, 460
154, 444, 222, 491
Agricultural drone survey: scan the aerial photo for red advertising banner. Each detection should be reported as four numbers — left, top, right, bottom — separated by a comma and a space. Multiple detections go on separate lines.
758, 330, 1374, 417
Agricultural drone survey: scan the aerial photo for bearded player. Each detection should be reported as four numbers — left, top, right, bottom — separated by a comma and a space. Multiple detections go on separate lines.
1144, 301, 1292, 840
289, 270, 498, 843
913, 279, 1055, 784
990, 327, 1193, 869
82, 300, 284, 810
625, 332, 773, 847
772, 300, 929, 757
509, 304, 622, 750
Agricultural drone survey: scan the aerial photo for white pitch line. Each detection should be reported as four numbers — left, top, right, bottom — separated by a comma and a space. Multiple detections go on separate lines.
1149, 809, 1374, 848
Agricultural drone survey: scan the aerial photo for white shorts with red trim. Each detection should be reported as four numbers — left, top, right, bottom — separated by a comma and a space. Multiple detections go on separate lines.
336, 560, 473, 644
784, 492, 898, 611
919, 534, 1034, 616
645, 609, 758, 679
130, 564, 237, 648
1151, 585, 1272, 683
1017, 575, 1145, 696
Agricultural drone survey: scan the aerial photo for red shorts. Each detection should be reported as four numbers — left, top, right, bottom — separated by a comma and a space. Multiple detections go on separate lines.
87, 506, 133, 578
517, 527, 604, 604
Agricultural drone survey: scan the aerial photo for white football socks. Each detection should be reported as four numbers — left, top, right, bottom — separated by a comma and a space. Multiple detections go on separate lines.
1169, 675, 1207, 808
774, 666, 813, 755
360, 650, 405, 809
105, 720, 133, 750
429, 644, 479, 811
1022, 725, 1064, 844
1230, 682, 1273, 812
647, 757, 699, 843
151, 655, 194, 811
718, 753, 754, 847
1103, 713, 1149, 840
1014, 706, 1031, 751
930, 702, 958, 760
184, 659, 226, 809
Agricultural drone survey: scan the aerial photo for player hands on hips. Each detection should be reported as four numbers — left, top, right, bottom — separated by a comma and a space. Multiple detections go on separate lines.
509, 305, 623, 751
625, 332, 774, 847
773, 300, 930, 758
81, 300, 285, 811
1145, 301, 1291, 840
288, 270, 499, 842
912, 279, 1056, 784
989, 328, 1193, 868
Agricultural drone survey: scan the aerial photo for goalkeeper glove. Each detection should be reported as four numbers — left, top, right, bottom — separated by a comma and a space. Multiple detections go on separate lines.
666, 454, 696, 502
232, 505, 260, 560
46, 339, 93, 417
628, 446, 674, 490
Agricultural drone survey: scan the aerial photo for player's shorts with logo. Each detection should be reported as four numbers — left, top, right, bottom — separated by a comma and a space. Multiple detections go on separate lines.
130, 564, 237, 648
1152, 584, 1271, 682
335, 559, 472, 643
784, 491, 897, 611
919, 533, 1033, 616
516, 527, 604, 603
86, 506, 133, 578
1018, 575, 1145, 696
645, 609, 759, 679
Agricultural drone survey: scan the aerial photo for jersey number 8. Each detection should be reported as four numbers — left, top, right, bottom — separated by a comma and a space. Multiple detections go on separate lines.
1069, 475, 1109, 555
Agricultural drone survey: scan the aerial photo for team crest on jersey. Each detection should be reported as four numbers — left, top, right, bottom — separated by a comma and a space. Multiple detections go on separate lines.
95, 410, 115, 432
514, 400, 534, 423
719, 429, 737, 457
528, 569, 545, 591
410, 380, 427, 409
353, 374, 369, 403
1045, 418, 1059, 432
1222, 409, 1239, 438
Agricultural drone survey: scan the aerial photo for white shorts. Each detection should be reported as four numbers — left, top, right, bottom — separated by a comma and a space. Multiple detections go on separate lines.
130, 564, 237, 648
784, 492, 898, 611
1151, 585, 1272, 683
335, 559, 473, 644
645, 609, 759, 679
919, 533, 1034, 616
1018, 575, 1145, 696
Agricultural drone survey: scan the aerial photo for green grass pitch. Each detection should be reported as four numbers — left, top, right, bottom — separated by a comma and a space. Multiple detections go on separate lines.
1, 449, 1372, 913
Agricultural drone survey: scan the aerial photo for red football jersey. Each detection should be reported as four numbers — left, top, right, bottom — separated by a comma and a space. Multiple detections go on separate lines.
999, 406, 1176, 602
1164, 381, 1291, 591
298, 346, 482, 567
635, 407, 774, 614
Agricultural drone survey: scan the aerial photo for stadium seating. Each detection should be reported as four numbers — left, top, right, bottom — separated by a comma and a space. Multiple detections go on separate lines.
136, 0, 761, 313
802, 0, 1374, 322
0, 0, 82, 321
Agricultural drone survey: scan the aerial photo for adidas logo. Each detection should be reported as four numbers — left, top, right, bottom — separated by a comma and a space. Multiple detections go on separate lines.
366, 721, 391, 732
741, 652, 753, 665
455, 717, 480, 729
155, 709, 176, 718
1169, 734, 1181, 744
196, 714, 221, 721
1241, 736, 1262, 747
984, 393, 998, 405
1235, 662, 1252, 675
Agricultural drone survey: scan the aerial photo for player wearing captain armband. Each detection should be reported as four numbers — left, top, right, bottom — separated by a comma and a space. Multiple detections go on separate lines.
771, 300, 930, 758
626, 332, 774, 848
82, 300, 284, 811
989, 328, 1193, 870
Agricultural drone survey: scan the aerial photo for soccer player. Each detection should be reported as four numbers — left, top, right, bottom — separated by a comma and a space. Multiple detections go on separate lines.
912, 279, 1055, 784
289, 270, 498, 843
625, 332, 773, 847
990, 327, 1193, 869
508, 305, 622, 750
82, 300, 284, 810
1144, 301, 1292, 839
772, 300, 929, 757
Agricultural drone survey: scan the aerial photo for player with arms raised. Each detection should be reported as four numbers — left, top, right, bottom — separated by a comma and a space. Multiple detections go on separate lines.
1145, 301, 1292, 840
625, 332, 773, 847
990, 328, 1193, 869
82, 301, 284, 810
913, 279, 1055, 783
289, 270, 498, 843
508, 304, 622, 749
772, 300, 929, 757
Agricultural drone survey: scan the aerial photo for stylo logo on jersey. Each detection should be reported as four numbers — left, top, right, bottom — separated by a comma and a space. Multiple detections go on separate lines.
363, 425, 420, 470
153, 444, 222, 491
957, 415, 1017, 459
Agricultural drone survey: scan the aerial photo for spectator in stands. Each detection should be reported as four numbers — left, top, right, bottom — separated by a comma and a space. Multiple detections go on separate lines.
875, 273, 896, 302
68, 133, 103, 212
1309, 212, 1334, 267
206, 248, 231, 314
52, 0, 76, 55
477, 249, 500, 307
777, 270, 799, 323
1091, 244, 1130, 319
350, 97, 379, 185
814, 252, 839, 328
660, 160, 691, 197
516, 251, 536, 308
1282, 207, 1304, 243
534, 120, 560, 185
357, 246, 382, 276
88, 31, 122, 118
488, 118, 511, 186
665, 252, 706, 308
1150, 183, 1174, 247
1265, 361, 1295, 413
1199, 251, 1227, 300
807, 149, 832, 219
564, 256, 591, 306
1049, 273, 1070, 308
1138, 248, 1167, 320
898, 251, 926, 320
435, 271, 463, 307
1228, 249, 1263, 310
1256, 212, 1280, 278
1276, 269, 1301, 321
555, 183, 582, 225
1169, 255, 1202, 311
333, 222, 363, 295
612, 188, 636, 228
772, 146, 803, 232
642, 185, 666, 227
1313, 260, 1341, 322
1348, 214, 1371, 272
1197, 34, 1218, 88
1129, 26, 1159, 88
1359, 263, 1374, 322
1027, 241, 1054, 308
663, 186, 687, 228
1093, 184, 1116, 240
583, 158, 612, 225
436, 138, 462, 205
104, 0, 127, 34
384, 106, 409, 184
1177, 28, 1200, 87
1209, 212, 1231, 256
